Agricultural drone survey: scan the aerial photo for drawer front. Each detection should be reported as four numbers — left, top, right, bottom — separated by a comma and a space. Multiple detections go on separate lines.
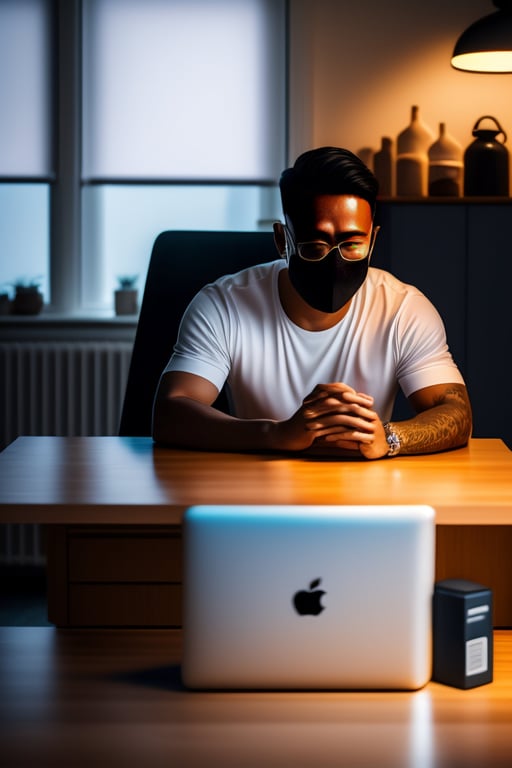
69, 583, 182, 627
69, 530, 182, 582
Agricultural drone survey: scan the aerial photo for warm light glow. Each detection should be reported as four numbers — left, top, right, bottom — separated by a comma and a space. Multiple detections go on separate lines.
452, 50, 512, 73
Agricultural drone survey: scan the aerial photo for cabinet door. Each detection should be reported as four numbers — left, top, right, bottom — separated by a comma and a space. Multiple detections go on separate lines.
376, 203, 467, 373
467, 204, 512, 447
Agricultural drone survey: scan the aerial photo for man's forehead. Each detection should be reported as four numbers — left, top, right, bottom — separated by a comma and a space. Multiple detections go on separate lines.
287, 194, 373, 232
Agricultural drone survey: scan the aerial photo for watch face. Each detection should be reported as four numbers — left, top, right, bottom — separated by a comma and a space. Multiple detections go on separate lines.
384, 423, 400, 456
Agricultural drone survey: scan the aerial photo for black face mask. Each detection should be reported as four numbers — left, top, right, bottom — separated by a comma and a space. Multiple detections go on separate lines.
287, 249, 370, 313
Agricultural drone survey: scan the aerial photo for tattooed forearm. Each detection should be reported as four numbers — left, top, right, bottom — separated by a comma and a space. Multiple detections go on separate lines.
393, 385, 472, 455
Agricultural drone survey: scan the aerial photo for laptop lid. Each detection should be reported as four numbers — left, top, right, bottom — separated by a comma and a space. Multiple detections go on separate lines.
182, 504, 435, 690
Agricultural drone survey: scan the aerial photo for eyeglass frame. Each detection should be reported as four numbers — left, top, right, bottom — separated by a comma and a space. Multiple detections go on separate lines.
284, 224, 380, 263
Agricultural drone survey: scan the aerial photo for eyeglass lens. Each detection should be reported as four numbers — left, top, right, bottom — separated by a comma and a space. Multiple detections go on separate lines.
297, 241, 369, 262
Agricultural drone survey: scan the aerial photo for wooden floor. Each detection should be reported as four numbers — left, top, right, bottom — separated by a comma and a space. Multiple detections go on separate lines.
2, 627, 512, 767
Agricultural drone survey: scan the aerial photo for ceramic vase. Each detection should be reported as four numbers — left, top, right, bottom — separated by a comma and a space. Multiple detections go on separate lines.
428, 123, 463, 197
396, 105, 434, 196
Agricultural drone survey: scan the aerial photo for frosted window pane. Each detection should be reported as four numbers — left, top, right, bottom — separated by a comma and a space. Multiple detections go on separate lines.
82, 0, 285, 180
81, 184, 281, 310
0, 0, 52, 176
0, 185, 50, 301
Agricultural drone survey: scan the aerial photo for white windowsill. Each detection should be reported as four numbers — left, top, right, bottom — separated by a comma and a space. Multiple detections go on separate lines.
0, 313, 138, 342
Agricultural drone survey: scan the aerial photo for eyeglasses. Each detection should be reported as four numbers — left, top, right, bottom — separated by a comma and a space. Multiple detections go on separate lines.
286, 226, 378, 263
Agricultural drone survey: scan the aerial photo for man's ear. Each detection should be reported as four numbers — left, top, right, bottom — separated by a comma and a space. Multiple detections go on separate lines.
273, 221, 287, 259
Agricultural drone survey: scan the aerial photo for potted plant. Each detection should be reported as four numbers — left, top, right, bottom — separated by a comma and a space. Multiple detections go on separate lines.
11, 278, 44, 315
114, 275, 139, 316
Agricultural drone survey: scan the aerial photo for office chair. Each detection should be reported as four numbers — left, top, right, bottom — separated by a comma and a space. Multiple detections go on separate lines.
118, 230, 278, 436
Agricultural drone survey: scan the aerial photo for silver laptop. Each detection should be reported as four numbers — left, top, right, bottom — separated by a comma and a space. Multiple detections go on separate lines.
182, 504, 435, 690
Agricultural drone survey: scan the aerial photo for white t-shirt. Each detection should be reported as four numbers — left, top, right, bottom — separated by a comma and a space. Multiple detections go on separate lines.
165, 260, 464, 422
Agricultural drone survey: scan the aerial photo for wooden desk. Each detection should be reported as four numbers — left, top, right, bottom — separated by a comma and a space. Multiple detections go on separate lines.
1, 627, 512, 768
1, 436, 512, 627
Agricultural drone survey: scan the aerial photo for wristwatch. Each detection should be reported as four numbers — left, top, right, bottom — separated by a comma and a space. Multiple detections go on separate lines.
383, 422, 401, 457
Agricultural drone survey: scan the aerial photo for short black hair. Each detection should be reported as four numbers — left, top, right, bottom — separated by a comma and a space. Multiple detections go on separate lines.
279, 147, 379, 223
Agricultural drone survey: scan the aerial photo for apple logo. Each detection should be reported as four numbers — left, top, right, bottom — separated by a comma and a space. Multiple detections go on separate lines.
292, 578, 326, 616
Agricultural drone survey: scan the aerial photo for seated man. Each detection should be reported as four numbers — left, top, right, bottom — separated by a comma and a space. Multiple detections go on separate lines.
152, 147, 472, 459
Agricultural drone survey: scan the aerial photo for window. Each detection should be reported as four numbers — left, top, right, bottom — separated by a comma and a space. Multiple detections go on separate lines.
0, 0, 287, 315
0, 0, 52, 301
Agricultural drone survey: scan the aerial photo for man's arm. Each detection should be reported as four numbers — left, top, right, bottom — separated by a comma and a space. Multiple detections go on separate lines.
152, 370, 276, 451
306, 382, 472, 459
388, 382, 472, 455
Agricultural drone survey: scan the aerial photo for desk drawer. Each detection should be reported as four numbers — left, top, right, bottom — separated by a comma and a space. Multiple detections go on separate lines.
47, 525, 183, 627
68, 530, 182, 582
69, 583, 181, 626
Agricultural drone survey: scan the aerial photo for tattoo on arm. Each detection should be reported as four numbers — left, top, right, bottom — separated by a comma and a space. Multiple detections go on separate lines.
395, 385, 472, 455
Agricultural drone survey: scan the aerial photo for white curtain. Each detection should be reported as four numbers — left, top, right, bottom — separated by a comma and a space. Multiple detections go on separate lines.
82, 0, 286, 181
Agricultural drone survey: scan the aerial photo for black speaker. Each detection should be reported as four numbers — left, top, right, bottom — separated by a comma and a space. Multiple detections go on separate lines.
433, 579, 493, 689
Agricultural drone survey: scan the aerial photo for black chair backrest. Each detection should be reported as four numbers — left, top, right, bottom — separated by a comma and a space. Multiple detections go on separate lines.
119, 230, 278, 436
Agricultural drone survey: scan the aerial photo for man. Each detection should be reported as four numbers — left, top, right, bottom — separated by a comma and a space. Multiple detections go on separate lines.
152, 147, 471, 459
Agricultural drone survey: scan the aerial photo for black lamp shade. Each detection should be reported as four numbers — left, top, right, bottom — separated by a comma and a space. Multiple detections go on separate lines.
452, 4, 512, 72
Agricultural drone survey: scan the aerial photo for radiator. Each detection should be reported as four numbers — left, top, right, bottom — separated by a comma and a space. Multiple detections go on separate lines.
0, 341, 134, 564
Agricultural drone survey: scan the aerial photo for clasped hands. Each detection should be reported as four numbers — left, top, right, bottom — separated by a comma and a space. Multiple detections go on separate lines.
281, 382, 389, 459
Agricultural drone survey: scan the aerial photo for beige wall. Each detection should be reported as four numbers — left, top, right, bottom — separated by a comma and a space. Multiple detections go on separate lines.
288, 0, 512, 180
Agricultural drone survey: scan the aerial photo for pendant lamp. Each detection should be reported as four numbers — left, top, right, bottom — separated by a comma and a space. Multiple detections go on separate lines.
451, 1, 512, 72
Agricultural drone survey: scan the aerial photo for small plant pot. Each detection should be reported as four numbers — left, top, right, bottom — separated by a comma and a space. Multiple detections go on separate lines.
12, 289, 44, 315
0, 293, 11, 315
115, 288, 138, 316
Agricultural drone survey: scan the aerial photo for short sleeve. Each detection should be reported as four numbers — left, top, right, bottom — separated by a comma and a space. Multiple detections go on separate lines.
164, 287, 232, 392
394, 292, 465, 396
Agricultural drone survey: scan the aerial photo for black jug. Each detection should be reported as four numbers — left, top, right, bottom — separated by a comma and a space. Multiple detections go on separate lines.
464, 116, 509, 196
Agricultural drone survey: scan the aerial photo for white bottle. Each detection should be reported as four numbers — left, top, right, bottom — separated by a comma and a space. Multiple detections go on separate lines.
396, 106, 434, 196
428, 123, 463, 197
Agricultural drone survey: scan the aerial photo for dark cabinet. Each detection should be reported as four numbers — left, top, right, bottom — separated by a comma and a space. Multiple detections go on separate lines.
374, 200, 512, 448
